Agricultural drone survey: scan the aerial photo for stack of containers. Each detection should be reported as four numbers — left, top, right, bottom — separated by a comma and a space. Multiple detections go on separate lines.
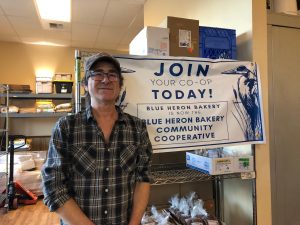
130, 16, 237, 60
52, 73, 73, 94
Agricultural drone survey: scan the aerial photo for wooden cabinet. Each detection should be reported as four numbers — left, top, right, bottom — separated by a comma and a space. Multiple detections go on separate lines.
268, 13, 300, 225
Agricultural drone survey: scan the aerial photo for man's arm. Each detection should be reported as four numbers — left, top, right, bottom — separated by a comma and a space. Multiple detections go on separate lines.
42, 120, 92, 224
129, 182, 150, 225
56, 198, 95, 225
128, 120, 152, 225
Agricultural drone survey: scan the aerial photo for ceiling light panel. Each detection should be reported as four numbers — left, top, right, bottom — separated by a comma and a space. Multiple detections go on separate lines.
35, 0, 71, 22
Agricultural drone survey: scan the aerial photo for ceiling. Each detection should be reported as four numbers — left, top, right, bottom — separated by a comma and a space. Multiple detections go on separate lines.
0, 0, 146, 52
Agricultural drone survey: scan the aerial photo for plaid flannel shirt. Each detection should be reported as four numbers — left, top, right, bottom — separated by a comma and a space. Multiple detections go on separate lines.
42, 106, 152, 225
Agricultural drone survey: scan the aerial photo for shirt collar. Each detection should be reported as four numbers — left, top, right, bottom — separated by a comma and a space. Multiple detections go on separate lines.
86, 105, 127, 124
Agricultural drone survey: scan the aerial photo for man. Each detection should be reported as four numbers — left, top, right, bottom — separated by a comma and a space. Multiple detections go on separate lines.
42, 53, 153, 225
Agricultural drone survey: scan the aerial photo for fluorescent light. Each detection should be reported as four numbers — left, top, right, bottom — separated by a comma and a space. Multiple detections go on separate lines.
35, 0, 71, 22
26, 41, 66, 47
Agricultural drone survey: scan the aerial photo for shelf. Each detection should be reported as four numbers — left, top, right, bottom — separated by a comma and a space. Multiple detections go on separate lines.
0, 112, 71, 118
150, 164, 242, 185
0, 93, 72, 99
0, 129, 8, 132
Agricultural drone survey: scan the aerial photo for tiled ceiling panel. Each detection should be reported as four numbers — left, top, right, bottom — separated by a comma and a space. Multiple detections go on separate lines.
72, 0, 109, 25
103, 1, 142, 27
0, 5, 4, 15
0, 0, 145, 52
96, 26, 128, 44
0, 15, 15, 35
8, 16, 41, 31
72, 23, 99, 42
120, 8, 143, 45
44, 30, 71, 41
94, 40, 118, 51
0, 0, 37, 17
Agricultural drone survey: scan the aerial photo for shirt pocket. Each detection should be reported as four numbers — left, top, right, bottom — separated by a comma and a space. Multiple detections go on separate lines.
71, 144, 97, 177
119, 144, 137, 173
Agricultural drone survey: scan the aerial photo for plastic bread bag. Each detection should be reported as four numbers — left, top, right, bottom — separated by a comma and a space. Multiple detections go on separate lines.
222, 145, 252, 157
176, 197, 191, 224
54, 102, 72, 110
169, 194, 180, 210
186, 191, 197, 209
179, 196, 190, 216
190, 199, 208, 218
151, 206, 172, 225
0, 105, 19, 113
141, 211, 156, 225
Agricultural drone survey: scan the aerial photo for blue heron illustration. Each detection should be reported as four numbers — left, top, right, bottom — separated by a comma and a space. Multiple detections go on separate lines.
117, 66, 136, 110
118, 88, 127, 109
121, 67, 135, 73
222, 64, 263, 141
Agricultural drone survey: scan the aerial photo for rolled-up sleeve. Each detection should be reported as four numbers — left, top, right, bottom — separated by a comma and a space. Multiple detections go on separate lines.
136, 121, 153, 183
41, 119, 72, 211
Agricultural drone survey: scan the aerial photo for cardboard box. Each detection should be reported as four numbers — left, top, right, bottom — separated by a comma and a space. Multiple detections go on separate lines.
186, 152, 235, 175
36, 77, 52, 94
129, 26, 169, 56
160, 16, 199, 57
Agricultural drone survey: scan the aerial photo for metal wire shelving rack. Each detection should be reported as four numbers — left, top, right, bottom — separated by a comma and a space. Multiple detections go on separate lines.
0, 84, 9, 212
150, 163, 242, 185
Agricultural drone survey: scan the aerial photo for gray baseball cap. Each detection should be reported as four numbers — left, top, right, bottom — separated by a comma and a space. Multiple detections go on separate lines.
84, 53, 121, 75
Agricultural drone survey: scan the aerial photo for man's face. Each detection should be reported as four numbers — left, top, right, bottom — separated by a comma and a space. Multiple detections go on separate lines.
85, 61, 121, 105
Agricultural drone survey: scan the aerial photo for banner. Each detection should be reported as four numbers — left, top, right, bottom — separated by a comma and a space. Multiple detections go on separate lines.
113, 55, 265, 153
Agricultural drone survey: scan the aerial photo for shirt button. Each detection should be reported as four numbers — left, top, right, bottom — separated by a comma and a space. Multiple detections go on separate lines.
104, 210, 108, 214
106, 167, 109, 171
105, 188, 108, 192
107, 148, 110, 152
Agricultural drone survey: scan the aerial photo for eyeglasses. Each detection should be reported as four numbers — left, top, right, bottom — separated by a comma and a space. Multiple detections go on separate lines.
88, 70, 119, 82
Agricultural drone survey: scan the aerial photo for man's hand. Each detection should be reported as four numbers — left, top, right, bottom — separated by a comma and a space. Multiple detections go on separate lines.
129, 182, 150, 225
56, 198, 95, 225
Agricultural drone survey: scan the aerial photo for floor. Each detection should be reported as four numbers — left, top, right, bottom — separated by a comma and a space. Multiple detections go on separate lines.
0, 200, 60, 225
